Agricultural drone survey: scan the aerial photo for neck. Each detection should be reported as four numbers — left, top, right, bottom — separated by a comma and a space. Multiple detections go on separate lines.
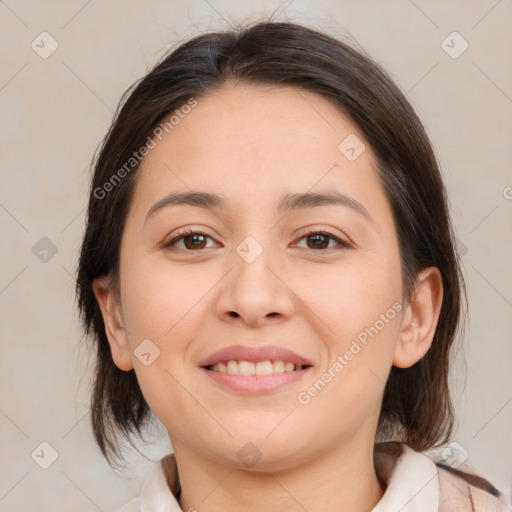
172, 438, 385, 512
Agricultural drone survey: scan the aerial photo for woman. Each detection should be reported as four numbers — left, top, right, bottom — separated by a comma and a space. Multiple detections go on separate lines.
76, 20, 507, 511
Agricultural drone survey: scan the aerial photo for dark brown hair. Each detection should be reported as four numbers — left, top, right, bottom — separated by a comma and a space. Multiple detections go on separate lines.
76, 20, 466, 465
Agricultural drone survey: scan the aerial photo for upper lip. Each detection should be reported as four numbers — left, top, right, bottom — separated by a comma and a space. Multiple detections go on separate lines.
199, 345, 313, 367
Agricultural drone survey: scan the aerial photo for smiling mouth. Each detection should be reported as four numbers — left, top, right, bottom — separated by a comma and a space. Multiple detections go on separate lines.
203, 359, 312, 376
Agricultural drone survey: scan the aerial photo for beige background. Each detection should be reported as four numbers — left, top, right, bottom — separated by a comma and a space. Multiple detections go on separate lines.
1, 0, 511, 510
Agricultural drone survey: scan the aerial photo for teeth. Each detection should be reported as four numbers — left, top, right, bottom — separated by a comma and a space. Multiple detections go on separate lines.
239, 361, 255, 376
226, 360, 239, 375
256, 360, 273, 375
211, 359, 306, 375
273, 360, 285, 373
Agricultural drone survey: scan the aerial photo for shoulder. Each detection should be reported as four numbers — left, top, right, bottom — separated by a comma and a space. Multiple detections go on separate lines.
375, 442, 509, 511
436, 461, 508, 511
114, 497, 140, 512
113, 453, 181, 512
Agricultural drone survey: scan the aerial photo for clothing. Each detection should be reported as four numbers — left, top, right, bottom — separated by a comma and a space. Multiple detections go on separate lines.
115, 442, 508, 511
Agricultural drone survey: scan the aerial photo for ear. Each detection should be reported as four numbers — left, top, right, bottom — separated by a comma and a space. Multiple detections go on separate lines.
393, 267, 443, 368
92, 276, 134, 371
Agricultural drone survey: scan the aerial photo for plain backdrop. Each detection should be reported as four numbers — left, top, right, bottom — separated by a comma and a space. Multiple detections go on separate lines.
1, 0, 511, 510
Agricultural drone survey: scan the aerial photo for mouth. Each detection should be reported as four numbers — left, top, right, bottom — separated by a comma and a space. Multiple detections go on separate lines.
203, 360, 311, 375
198, 345, 313, 394
199, 344, 313, 368
200, 364, 312, 394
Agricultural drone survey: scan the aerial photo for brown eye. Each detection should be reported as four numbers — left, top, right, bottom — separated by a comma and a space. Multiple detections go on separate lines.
305, 233, 331, 249
295, 230, 351, 251
181, 233, 209, 250
163, 228, 351, 253
163, 229, 216, 251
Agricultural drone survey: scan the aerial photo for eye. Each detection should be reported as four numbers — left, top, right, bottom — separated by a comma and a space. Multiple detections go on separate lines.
162, 227, 352, 252
162, 227, 217, 251
294, 229, 351, 251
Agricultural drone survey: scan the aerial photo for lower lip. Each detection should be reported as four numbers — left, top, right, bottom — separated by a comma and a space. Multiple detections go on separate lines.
200, 367, 312, 394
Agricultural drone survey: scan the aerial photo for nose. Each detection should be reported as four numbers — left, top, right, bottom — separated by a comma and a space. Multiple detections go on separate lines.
214, 242, 295, 328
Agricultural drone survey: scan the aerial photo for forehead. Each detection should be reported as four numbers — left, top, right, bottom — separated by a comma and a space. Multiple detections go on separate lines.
133, 83, 385, 217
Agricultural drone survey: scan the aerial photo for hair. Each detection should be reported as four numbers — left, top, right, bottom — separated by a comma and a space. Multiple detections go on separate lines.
76, 20, 467, 466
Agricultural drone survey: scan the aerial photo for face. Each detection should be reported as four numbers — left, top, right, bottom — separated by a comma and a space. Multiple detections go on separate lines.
95, 83, 434, 471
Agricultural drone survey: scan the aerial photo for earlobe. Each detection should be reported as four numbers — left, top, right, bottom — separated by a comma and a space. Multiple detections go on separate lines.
92, 276, 134, 371
393, 267, 443, 368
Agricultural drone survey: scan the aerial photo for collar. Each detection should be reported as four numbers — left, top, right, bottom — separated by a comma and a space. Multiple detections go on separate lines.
372, 442, 439, 511
134, 442, 439, 512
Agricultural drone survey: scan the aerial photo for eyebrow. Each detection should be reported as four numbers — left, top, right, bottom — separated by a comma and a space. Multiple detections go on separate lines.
145, 190, 374, 225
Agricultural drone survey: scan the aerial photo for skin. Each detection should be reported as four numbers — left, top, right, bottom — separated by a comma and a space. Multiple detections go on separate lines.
93, 83, 443, 512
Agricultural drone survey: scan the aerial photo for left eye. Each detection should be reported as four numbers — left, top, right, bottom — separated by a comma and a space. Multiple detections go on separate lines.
294, 231, 350, 250
163, 229, 215, 250
163, 229, 350, 251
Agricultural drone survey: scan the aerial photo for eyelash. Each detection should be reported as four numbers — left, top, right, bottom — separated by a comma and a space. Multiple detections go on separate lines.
162, 226, 352, 252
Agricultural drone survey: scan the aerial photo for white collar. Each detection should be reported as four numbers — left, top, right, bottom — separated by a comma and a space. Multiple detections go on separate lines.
138, 458, 182, 512
120, 443, 439, 512
372, 444, 439, 511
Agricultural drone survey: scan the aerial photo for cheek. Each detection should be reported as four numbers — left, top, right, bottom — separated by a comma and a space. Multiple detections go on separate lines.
297, 254, 402, 344
296, 283, 401, 436
121, 255, 205, 341
118, 256, 211, 405
295, 247, 402, 406
120, 279, 201, 434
